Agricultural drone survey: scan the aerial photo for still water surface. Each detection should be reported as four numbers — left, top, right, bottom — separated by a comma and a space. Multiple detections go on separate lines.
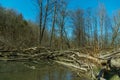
0, 61, 81, 80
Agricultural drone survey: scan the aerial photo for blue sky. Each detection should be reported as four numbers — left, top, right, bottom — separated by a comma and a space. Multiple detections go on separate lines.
0, 0, 37, 22
0, 0, 120, 22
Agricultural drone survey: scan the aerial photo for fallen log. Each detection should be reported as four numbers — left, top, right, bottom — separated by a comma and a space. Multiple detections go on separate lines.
0, 58, 29, 61
55, 61, 87, 72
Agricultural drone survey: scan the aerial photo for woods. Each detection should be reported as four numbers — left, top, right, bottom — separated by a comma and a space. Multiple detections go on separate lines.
0, 0, 120, 80
34, 0, 120, 51
0, 6, 39, 49
0, 0, 120, 51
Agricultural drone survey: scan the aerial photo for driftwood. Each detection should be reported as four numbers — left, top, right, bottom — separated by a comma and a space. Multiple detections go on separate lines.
0, 47, 120, 80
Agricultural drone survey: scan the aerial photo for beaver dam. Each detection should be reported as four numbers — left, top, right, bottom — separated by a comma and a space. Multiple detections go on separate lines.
0, 47, 120, 80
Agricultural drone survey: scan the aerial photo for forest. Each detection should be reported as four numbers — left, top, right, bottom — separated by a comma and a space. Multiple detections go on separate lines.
0, 0, 120, 51
0, 0, 120, 80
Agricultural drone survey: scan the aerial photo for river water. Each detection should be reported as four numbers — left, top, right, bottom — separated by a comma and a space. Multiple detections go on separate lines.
0, 61, 82, 80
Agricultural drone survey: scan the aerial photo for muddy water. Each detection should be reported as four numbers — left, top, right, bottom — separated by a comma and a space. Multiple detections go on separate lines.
0, 61, 83, 80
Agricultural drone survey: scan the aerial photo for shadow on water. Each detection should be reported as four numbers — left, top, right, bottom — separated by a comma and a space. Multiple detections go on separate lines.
0, 61, 82, 80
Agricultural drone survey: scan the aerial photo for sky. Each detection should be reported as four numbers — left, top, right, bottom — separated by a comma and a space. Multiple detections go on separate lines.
0, 0, 37, 22
0, 0, 120, 22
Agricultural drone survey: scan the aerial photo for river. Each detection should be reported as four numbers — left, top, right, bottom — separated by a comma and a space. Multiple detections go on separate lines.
0, 61, 87, 80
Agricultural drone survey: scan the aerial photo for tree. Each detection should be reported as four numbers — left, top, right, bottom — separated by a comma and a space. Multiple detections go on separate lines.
71, 9, 86, 47
111, 10, 120, 48
98, 3, 108, 49
50, 0, 57, 48
35, 0, 50, 45
85, 8, 92, 46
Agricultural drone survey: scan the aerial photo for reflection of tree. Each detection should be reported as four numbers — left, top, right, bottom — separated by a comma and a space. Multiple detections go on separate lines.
38, 64, 74, 80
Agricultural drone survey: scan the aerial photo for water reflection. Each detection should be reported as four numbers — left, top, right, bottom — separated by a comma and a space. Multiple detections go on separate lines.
0, 61, 79, 80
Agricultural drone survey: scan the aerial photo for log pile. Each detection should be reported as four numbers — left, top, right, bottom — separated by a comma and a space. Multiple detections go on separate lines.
0, 47, 120, 79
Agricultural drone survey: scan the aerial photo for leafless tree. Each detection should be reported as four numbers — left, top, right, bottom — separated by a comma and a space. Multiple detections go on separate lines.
111, 10, 120, 48
71, 9, 86, 47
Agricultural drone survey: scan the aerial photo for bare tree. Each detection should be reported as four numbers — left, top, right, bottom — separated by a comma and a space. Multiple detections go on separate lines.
98, 3, 107, 49
50, 0, 57, 48
85, 8, 92, 46
56, 0, 69, 49
71, 9, 86, 47
35, 0, 50, 45
111, 10, 120, 48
